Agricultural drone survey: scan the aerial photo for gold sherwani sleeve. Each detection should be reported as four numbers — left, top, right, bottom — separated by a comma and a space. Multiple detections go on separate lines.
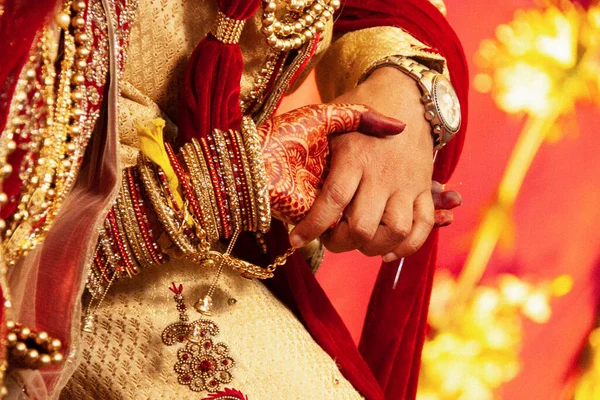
315, 26, 448, 102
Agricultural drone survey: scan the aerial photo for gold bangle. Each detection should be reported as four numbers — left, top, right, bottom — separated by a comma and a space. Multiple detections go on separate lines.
181, 143, 219, 243
231, 128, 258, 232
241, 116, 271, 233
191, 138, 223, 239
117, 174, 157, 267
212, 128, 243, 233
137, 154, 202, 262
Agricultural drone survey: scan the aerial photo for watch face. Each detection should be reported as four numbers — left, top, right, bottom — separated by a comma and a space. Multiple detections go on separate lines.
433, 75, 461, 133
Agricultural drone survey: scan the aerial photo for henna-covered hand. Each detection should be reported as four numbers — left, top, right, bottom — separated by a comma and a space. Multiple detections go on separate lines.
257, 103, 406, 225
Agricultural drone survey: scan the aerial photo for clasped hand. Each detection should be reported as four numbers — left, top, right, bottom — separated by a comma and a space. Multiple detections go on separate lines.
259, 66, 461, 261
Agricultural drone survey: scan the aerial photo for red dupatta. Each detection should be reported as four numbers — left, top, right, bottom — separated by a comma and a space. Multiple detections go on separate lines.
266, 1, 469, 399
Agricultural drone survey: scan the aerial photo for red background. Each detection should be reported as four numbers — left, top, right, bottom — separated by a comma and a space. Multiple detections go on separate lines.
280, 1, 600, 398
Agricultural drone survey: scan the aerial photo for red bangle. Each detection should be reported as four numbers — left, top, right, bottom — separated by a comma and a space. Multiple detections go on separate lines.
224, 129, 251, 231
126, 167, 166, 265
164, 142, 205, 226
201, 136, 231, 238
107, 209, 138, 276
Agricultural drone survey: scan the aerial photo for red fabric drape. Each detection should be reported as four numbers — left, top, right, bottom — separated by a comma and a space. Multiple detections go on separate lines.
266, 1, 469, 399
175, 0, 261, 149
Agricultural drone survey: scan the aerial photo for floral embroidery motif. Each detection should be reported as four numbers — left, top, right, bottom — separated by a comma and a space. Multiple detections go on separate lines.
162, 283, 236, 393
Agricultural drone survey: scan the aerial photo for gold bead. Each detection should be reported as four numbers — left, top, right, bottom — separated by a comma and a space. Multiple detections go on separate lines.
282, 25, 292, 36
263, 15, 275, 26
312, 3, 323, 13
26, 349, 40, 363
71, 107, 84, 117
323, 10, 332, 19
331, 0, 341, 9
304, 14, 314, 24
6, 320, 15, 330
265, 2, 276, 12
6, 332, 18, 346
12, 342, 27, 357
75, 59, 87, 70
67, 143, 77, 152
52, 352, 64, 364
294, 22, 303, 32
201, 258, 216, 268
72, 1, 86, 12
293, 36, 303, 49
75, 32, 89, 44
71, 16, 85, 29
304, 29, 313, 39
49, 338, 62, 351
35, 331, 49, 345
56, 12, 71, 29
262, 25, 274, 36
6, 140, 16, 151
71, 90, 84, 102
273, 21, 282, 31
0, 219, 6, 231
314, 20, 325, 32
274, 40, 284, 52
38, 354, 52, 368
26, 69, 36, 79
0, 386, 7, 396
73, 73, 85, 85
0, 193, 8, 206
2, 164, 13, 176
76, 47, 90, 58
266, 35, 278, 47
18, 327, 31, 340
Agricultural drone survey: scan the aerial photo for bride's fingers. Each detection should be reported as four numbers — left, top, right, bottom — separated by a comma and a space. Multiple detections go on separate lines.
434, 209, 454, 227
433, 190, 462, 210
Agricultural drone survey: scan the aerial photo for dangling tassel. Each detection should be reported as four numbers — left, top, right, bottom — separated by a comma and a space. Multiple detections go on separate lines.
176, 2, 262, 149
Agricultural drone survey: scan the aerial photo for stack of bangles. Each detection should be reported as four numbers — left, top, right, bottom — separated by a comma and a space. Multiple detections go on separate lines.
87, 117, 277, 298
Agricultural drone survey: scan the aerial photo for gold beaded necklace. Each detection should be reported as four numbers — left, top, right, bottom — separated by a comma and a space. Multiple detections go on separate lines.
261, 0, 340, 52
1, 1, 90, 266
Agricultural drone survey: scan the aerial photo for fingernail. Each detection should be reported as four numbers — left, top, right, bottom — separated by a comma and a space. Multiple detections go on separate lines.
289, 233, 307, 248
382, 252, 399, 263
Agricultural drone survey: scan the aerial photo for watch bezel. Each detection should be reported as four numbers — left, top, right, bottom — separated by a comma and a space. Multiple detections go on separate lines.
432, 74, 461, 134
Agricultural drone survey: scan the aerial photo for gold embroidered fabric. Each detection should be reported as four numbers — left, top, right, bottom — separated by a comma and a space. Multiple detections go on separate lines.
122, 0, 330, 125
315, 26, 448, 102
60, 259, 363, 399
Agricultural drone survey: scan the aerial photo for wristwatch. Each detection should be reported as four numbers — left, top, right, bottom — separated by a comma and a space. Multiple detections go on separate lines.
362, 55, 462, 150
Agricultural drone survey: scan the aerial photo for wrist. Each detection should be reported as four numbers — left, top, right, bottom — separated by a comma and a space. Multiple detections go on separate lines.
357, 66, 434, 150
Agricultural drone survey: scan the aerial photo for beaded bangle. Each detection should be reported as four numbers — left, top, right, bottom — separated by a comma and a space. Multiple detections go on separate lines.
199, 137, 230, 238
212, 128, 242, 234
231, 128, 259, 232
164, 142, 206, 232
222, 129, 251, 232
181, 144, 220, 243
191, 138, 222, 236
118, 174, 156, 268
126, 168, 167, 265
106, 208, 138, 277
137, 154, 204, 263
241, 116, 271, 233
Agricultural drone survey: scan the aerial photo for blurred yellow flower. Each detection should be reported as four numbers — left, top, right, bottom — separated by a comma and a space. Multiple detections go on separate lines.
418, 271, 568, 400
475, 3, 600, 117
